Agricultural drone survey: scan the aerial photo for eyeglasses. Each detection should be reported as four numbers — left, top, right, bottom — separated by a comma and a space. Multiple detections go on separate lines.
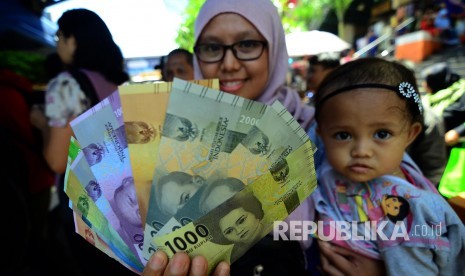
194, 40, 267, 63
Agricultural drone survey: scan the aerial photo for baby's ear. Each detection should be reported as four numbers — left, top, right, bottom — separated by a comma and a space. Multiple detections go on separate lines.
406, 122, 423, 146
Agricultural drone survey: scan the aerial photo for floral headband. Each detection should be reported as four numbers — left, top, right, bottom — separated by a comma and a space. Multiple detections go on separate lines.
317, 82, 423, 115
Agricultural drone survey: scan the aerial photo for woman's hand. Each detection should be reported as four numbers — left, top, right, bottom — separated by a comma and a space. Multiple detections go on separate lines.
142, 251, 230, 276
445, 129, 460, 146
30, 105, 48, 130
318, 240, 385, 276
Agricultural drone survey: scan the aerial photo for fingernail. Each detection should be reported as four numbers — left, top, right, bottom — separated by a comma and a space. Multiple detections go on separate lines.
170, 254, 188, 274
150, 251, 166, 270
191, 257, 207, 274
217, 262, 230, 276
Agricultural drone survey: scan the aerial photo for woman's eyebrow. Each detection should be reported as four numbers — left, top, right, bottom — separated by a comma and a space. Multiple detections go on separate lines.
199, 30, 262, 43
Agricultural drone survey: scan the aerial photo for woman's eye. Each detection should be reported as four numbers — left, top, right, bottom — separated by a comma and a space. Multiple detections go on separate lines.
334, 132, 351, 140
374, 130, 391, 140
238, 40, 257, 48
224, 228, 233, 235
205, 44, 221, 52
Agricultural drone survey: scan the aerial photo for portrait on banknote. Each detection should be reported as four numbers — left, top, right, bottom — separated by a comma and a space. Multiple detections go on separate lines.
198, 177, 245, 215
154, 171, 207, 218
202, 189, 267, 262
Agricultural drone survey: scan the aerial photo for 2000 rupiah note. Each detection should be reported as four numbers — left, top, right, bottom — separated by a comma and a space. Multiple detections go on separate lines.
154, 139, 317, 274
142, 79, 271, 258
118, 80, 219, 227
157, 100, 311, 238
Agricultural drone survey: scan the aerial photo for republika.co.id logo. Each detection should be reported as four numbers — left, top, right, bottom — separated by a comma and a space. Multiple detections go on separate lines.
273, 220, 443, 241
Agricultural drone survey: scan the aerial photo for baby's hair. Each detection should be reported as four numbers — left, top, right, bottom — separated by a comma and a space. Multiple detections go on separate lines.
314, 58, 424, 126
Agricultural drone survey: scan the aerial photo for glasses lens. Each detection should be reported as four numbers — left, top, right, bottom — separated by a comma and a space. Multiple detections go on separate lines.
234, 41, 265, 60
196, 44, 223, 62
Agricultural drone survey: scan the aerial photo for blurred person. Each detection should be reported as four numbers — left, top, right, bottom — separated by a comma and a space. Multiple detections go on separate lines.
0, 55, 55, 275
29, 9, 134, 275
421, 62, 465, 145
434, 6, 460, 45
163, 48, 194, 82
306, 52, 341, 95
395, 60, 448, 186
339, 48, 355, 64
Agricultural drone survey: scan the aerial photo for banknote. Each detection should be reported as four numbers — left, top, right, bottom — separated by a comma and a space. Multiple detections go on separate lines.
142, 79, 269, 258
153, 140, 317, 273
64, 152, 144, 272
70, 143, 145, 263
70, 97, 145, 263
118, 80, 219, 226
72, 211, 140, 274
156, 100, 311, 235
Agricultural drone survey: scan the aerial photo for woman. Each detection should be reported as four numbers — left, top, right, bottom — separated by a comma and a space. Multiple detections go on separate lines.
143, 0, 384, 275
31, 8, 129, 173
30, 9, 135, 276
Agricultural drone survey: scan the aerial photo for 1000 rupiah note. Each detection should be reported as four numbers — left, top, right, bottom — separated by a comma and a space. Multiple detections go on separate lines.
143, 78, 270, 258
70, 93, 145, 263
119, 80, 219, 226
153, 140, 317, 273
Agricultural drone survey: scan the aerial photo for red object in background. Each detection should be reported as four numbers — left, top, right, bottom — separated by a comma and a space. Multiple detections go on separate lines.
287, 0, 297, 8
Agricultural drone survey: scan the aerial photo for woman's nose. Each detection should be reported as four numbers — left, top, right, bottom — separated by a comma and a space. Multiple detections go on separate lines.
221, 49, 241, 71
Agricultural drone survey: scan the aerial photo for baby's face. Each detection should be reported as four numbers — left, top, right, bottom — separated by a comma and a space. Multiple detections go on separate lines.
317, 89, 421, 182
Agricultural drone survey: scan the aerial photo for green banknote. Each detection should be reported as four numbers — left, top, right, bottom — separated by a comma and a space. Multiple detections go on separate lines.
143, 79, 269, 258
153, 140, 317, 274
154, 100, 311, 239
64, 139, 144, 272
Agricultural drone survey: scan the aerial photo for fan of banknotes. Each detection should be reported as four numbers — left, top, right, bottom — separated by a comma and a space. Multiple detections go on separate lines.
64, 78, 317, 274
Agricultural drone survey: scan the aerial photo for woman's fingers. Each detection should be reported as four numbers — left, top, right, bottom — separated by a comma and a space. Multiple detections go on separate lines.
211, 261, 230, 276
141, 251, 230, 276
142, 251, 169, 276
164, 252, 190, 276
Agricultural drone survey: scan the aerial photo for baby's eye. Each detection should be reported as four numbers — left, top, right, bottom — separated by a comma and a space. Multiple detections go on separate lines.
374, 130, 391, 140
334, 132, 351, 140
237, 216, 246, 225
